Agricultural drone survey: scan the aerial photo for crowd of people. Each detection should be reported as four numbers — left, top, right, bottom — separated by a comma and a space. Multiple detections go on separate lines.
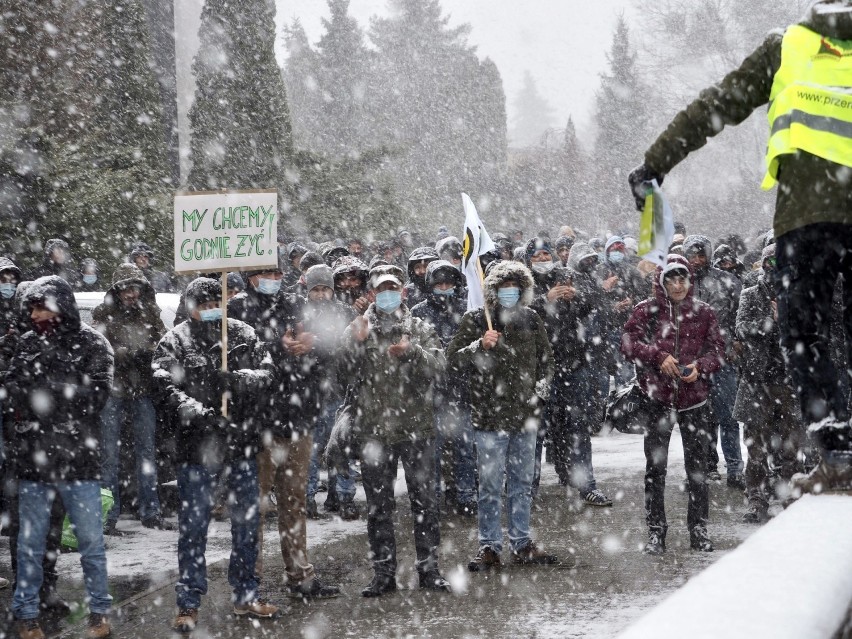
0, 219, 831, 639
1, 3, 849, 638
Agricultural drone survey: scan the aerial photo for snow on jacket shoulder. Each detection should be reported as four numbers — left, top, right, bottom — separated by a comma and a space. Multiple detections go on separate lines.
621, 257, 725, 410
152, 317, 273, 466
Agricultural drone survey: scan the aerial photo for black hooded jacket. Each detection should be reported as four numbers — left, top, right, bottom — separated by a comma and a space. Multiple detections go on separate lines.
411, 260, 469, 398
152, 279, 274, 466
404, 246, 439, 309
92, 264, 166, 398
31, 239, 79, 287
129, 242, 174, 293
277, 297, 355, 434
531, 266, 595, 377
5, 276, 114, 482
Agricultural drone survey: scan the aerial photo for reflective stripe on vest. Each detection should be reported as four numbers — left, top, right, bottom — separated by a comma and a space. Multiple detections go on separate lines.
763, 25, 852, 190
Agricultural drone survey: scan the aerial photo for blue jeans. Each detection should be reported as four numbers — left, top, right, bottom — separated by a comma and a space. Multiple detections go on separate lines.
175, 460, 260, 609
434, 397, 476, 505
475, 429, 537, 553
307, 398, 355, 501
709, 364, 743, 474
100, 396, 161, 525
13, 480, 111, 620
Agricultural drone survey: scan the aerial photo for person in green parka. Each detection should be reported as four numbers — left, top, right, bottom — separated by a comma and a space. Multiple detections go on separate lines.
448, 260, 558, 572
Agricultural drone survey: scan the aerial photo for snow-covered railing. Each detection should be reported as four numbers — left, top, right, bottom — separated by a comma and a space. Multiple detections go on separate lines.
617, 494, 852, 639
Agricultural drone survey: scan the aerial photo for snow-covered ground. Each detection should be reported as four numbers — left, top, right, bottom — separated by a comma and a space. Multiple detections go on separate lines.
55, 426, 737, 585
618, 494, 852, 639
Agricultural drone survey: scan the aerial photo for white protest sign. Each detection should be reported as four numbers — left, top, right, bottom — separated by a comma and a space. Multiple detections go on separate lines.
173, 189, 278, 274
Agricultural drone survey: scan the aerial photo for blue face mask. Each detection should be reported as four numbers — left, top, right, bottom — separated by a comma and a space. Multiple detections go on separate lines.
433, 287, 455, 297
0, 283, 16, 299
256, 278, 282, 295
497, 287, 520, 308
82, 274, 98, 285
375, 290, 402, 314
198, 308, 222, 322
608, 251, 625, 264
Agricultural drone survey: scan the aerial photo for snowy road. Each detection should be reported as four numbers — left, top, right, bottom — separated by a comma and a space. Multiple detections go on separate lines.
0, 428, 763, 638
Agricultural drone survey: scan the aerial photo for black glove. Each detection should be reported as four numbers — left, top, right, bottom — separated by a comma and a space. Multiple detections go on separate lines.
628, 164, 665, 211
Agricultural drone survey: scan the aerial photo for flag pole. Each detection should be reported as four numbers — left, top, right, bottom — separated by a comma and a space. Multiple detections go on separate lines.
475, 257, 493, 331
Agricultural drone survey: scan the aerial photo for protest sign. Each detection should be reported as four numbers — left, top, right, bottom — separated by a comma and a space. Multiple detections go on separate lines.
173, 189, 278, 417
173, 189, 278, 274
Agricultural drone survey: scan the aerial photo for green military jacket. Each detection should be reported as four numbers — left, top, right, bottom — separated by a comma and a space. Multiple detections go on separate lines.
341, 303, 445, 445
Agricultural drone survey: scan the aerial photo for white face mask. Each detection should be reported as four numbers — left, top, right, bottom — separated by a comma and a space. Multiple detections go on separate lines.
531, 261, 554, 275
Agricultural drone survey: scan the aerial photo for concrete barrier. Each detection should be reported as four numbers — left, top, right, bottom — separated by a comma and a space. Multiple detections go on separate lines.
617, 494, 852, 639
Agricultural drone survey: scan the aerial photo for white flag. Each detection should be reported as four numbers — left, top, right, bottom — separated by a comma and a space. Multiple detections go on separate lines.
461, 193, 495, 311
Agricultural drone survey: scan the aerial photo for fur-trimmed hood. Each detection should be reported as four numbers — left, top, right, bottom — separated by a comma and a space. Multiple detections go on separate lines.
483, 260, 534, 310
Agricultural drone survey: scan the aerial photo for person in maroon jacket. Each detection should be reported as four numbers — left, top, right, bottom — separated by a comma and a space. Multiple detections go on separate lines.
621, 255, 726, 556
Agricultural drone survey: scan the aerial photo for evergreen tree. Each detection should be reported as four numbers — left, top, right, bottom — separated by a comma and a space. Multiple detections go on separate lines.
368, 0, 507, 229
282, 18, 322, 151
51, 0, 173, 266
0, 1, 74, 266
510, 71, 556, 148
0, 0, 174, 271
289, 148, 405, 240
188, 0, 293, 202
314, 0, 374, 156
592, 14, 651, 230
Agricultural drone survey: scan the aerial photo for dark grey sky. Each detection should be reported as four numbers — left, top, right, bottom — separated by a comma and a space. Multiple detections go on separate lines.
275, 1, 635, 136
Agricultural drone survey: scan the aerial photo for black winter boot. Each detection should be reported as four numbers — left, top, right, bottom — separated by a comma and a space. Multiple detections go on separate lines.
643, 528, 666, 556
418, 570, 451, 592
361, 573, 397, 598
324, 489, 340, 513
689, 525, 714, 552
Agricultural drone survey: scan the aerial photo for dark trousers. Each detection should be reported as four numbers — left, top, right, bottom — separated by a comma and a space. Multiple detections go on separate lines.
776, 222, 852, 429
540, 367, 598, 493
5, 472, 65, 595
644, 404, 711, 533
743, 383, 806, 507
360, 438, 440, 578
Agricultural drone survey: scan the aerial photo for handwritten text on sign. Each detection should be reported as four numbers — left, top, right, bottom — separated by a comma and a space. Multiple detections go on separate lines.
174, 190, 278, 274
